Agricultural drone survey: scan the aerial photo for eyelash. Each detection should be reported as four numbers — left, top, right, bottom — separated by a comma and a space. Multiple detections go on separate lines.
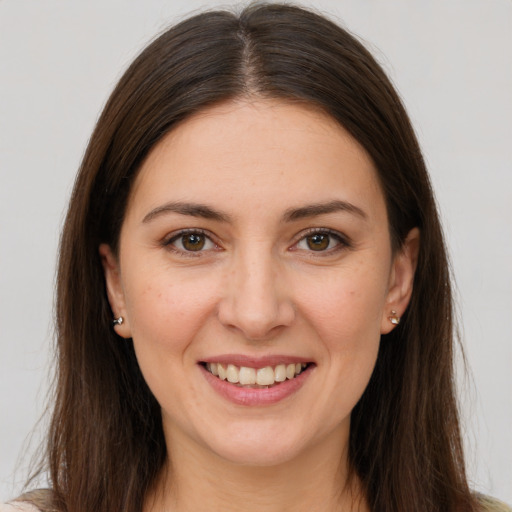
162, 229, 220, 257
162, 228, 350, 257
291, 228, 350, 255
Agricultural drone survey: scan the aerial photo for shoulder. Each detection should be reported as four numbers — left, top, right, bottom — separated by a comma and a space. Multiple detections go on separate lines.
1, 489, 55, 512
477, 494, 512, 512
0, 503, 41, 512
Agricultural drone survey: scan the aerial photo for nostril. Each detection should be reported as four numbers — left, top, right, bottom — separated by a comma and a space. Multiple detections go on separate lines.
217, 297, 296, 341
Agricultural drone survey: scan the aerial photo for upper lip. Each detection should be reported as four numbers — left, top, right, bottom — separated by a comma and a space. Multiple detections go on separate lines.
199, 354, 313, 368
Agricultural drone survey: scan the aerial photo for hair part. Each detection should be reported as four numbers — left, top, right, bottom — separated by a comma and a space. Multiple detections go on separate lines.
29, 4, 478, 511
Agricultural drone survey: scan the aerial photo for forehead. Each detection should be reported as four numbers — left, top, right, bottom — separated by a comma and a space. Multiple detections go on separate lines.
127, 99, 385, 223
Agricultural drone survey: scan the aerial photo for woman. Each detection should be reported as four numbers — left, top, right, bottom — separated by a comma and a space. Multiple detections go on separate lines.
2, 3, 510, 512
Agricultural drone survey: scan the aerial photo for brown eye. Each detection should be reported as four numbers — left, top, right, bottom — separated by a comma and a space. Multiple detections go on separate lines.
306, 233, 330, 251
295, 230, 346, 253
166, 230, 216, 253
181, 233, 206, 251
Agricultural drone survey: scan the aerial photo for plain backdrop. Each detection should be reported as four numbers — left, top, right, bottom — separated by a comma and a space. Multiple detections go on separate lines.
1, 0, 511, 504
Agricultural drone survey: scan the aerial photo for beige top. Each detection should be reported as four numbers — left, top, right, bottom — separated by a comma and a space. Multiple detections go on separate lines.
0, 504, 40, 512
477, 495, 512, 512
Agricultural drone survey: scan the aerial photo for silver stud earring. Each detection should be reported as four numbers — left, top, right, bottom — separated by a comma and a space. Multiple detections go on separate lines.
389, 310, 400, 325
112, 316, 124, 326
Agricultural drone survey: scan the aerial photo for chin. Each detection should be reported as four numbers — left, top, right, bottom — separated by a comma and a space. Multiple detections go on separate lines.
205, 428, 307, 467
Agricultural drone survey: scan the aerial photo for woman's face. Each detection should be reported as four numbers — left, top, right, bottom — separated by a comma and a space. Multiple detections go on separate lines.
101, 100, 417, 467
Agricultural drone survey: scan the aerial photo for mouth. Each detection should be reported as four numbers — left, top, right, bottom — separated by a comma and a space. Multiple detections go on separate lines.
201, 362, 312, 389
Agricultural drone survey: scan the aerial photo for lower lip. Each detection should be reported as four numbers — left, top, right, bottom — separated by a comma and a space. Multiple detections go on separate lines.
200, 364, 313, 406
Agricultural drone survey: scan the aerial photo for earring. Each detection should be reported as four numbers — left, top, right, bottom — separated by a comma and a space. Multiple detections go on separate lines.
388, 310, 400, 325
112, 316, 124, 326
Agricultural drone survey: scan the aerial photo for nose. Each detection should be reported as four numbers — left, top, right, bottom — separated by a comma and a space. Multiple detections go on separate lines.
217, 247, 295, 340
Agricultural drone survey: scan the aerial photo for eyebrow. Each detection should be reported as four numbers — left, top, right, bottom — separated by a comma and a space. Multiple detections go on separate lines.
283, 200, 367, 222
142, 201, 231, 223
142, 199, 367, 224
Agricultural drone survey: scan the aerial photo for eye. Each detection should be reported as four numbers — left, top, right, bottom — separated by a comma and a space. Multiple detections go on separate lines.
165, 230, 217, 253
294, 230, 346, 253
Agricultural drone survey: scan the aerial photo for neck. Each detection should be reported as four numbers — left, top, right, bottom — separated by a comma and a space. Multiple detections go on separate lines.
145, 426, 368, 512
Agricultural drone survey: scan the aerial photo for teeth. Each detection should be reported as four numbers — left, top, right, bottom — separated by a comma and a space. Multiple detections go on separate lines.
256, 366, 275, 386
207, 362, 219, 376
274, 364, 286, 382
226, 364, 239, 383
217, 363, 227, 380
239, 366, 256, 385
206, 362, 308, 387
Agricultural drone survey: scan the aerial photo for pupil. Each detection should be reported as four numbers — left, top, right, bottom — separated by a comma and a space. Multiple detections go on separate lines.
183, 233, 205, 251
307, 234, 329, 251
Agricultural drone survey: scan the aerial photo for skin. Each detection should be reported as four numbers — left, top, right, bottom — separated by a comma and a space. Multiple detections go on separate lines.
100, 99, 419, 512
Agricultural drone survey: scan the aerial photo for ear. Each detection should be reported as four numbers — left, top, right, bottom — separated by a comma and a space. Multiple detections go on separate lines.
380, 228, 420, 334
99, 243, 132, 338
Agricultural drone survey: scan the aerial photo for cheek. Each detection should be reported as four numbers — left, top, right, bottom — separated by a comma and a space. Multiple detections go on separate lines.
123, 269, 220, 367
122, 270, 222, 419
307, 298, 382, 426
294, 261, 388, 403
297, 261, 390, 342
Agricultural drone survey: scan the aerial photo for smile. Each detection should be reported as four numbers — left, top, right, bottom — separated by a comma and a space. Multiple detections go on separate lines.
204, 362, 309, 388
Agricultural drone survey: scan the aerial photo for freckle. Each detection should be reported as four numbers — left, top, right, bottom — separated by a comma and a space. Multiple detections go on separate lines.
142, 285, 153, 297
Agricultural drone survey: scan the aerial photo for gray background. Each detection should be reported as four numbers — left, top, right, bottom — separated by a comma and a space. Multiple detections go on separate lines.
1, 0, 511, 503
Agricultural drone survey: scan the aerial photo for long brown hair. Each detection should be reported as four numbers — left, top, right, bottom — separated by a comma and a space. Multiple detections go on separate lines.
27, 4, 477, 511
